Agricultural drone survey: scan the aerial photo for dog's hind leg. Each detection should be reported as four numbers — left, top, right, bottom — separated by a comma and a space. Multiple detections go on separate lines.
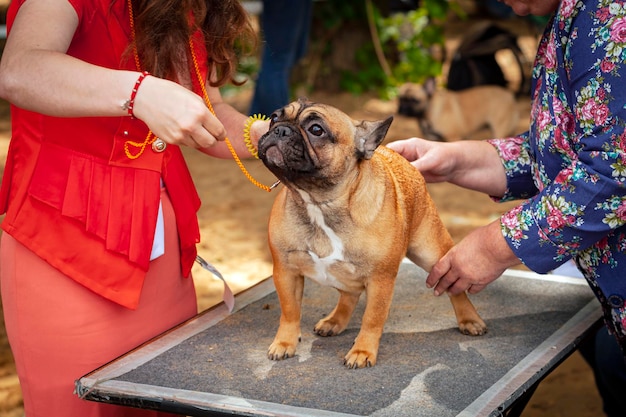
406, 215, 487, 336
447, 292, 488, 335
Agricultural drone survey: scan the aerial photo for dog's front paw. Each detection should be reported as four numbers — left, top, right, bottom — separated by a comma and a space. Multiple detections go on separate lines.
344, 347, 377, 369
268, 340, 297, 361
458, 318, 488, 336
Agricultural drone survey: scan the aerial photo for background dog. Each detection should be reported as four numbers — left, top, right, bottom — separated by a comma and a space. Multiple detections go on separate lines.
257, 99, 486, 369
397, 78, 519, 141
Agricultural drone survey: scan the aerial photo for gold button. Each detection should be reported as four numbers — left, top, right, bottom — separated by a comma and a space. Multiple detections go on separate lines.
152, 138, 166, 153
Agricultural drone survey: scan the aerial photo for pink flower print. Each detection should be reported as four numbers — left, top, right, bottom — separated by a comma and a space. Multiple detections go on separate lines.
499, 141, 522, 161
581, 98, 608, 125
553, 129, 573, 158
502, 206, 523, 229
581, 98, 596, 120
596, 7, 610, 23
553, 99, 575, 134
601, 59, 616, 73
536, 109, 553, 132
553, 95, 565, 115
537, 225, 550, 242
560, 0, 576, 18
561, 112, 575, 135
555, 166, 574, 185
610, 17, 626, 43
617, 200, 626, 222
544, 36, 557, 69
547, 206, 568, 229
594, 103, 610, 125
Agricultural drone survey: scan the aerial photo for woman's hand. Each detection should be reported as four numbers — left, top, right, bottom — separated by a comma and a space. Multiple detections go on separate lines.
426, 220, 521, 296
387, 137, 508, 197
131, 75, 226, 149
386, 137, 458, 183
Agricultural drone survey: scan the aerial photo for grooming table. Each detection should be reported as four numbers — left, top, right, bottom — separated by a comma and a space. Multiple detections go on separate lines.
76, 262, 601, 417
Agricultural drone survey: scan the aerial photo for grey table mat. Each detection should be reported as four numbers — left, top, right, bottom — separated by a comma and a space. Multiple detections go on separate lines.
79, 263, 599, 417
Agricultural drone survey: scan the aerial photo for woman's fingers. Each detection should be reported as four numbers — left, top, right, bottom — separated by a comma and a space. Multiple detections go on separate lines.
426, 254, 453, 295
184, 114, 227, 148
426, 223, 515, 297
133, 76, 228, 149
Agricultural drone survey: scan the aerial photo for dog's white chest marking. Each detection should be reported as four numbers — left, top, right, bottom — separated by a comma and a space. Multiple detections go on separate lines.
298, 190, 351, 288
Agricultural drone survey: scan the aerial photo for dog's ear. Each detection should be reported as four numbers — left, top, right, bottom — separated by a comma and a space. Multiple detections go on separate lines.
423, 77, 437, 98
355, 116, 393, 160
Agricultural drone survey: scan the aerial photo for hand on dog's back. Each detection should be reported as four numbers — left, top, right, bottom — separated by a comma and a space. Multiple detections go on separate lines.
386, 139, 453, 183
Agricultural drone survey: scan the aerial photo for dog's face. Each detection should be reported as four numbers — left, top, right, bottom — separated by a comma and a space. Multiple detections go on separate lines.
397, 79, 436, 119
257, 99, 392, 191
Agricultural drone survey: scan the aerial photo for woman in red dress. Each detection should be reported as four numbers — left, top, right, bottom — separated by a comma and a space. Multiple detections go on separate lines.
0, 0, 268, 415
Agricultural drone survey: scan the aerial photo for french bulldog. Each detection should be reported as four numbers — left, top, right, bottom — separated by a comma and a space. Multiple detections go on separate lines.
257, 99, 487, 369
397, 78, 519, 141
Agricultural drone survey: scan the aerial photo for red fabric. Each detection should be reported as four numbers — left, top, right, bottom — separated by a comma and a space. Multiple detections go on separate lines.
0, 0, 204, 309
1, 188, 197, 417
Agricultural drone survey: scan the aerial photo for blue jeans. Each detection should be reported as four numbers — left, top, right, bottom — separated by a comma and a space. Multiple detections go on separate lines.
579, 325, 626, 417
249, 0, 313, 116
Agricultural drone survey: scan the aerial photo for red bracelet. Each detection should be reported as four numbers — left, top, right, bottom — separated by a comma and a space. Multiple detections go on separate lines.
123, 71, 150, 117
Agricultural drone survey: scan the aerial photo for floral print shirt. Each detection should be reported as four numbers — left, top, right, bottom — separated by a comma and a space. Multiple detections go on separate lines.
488, 0, 626, 348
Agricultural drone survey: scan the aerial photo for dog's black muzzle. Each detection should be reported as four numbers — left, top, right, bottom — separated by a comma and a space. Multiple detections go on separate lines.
398, 97, 426, 119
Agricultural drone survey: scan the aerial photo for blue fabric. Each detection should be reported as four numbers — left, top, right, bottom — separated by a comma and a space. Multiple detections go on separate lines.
249, 0, 313, 116
580, 325, 626, 416
488, 0, 626, 352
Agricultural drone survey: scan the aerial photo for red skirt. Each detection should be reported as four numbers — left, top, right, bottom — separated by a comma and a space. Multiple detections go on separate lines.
1, 188, 198, 417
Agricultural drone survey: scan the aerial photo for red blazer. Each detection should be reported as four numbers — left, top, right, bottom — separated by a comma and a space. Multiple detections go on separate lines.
0, 0, 207, 309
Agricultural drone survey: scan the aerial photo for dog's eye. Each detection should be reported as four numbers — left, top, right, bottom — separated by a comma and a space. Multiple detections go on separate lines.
269, 113, 279, 126
308, 124, 324, 136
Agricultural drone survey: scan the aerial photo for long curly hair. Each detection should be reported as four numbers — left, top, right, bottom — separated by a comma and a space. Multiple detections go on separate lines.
129, 0, 256, 87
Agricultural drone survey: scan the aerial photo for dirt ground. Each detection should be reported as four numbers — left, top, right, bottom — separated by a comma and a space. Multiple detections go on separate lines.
0, 14, 607, 417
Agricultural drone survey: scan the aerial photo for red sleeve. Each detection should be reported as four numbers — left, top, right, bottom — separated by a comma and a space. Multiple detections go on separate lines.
7, 0, 85, 34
